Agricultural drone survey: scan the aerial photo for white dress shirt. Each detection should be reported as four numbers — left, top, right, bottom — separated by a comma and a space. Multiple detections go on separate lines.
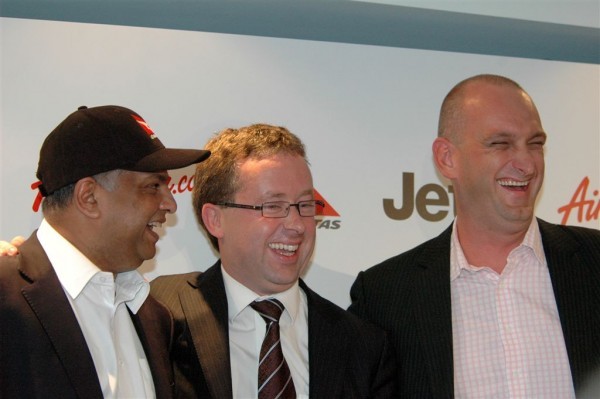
451, 218, 575, 398
222, 265, 310, 399
37, 219, 156, 399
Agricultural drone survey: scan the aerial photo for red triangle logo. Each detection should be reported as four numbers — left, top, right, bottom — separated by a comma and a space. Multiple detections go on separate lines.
132, 114, 157, 139
314, 189, 340, 217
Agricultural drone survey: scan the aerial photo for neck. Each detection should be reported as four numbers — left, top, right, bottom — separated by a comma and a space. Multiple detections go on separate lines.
455, 216, 532, 274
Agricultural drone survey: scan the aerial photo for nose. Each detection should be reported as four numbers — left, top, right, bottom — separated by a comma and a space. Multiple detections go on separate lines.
283, 205, 306, 234
512, 148, 537, 177
160, 190, 178, 214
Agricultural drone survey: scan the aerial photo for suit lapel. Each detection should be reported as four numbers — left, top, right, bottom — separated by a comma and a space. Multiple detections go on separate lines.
538, 219, 599, 389
302, 280, 346, 398
130, 296, 175, 398
19, 234, 103, 399
180, 263, 233, 399
412, 225, 455, 397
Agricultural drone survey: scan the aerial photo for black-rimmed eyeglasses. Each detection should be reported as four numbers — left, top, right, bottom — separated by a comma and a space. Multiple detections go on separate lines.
216, 200, 325, 218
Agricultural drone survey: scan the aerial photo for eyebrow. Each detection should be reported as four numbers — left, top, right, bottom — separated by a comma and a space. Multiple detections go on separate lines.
485, 131, 547, 141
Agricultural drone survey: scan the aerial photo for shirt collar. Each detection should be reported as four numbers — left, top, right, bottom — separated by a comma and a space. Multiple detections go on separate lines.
37, 219, 149, 313
38, 219, 101, 299
522, 218, 546, 265
450, 217, 545, 281
221, 263, 301, 324
114, 270, 150, 313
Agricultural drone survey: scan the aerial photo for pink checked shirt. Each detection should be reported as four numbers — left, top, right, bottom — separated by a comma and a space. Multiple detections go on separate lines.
450, 219, 575, 398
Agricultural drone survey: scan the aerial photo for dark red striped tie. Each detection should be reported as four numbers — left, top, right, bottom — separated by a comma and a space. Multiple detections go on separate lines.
251, 298, 296, 399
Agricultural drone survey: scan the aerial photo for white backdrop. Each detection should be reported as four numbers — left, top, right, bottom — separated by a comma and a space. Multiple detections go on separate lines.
1, 18, 598, 307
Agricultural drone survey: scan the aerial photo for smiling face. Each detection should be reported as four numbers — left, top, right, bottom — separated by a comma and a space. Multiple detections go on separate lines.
435, 81, 546, 232
96, 170, 177, 272
213, 153, 317, 296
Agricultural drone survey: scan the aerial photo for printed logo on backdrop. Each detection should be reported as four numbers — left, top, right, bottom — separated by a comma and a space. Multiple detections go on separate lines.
558, 176, 599, 225
169, 172, 194, 195
314, 189, 341, 230
383, 172, 455, 222
381, 172, 599, 226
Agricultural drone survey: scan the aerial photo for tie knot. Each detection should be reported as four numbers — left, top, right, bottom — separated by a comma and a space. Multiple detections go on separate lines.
251, 298, 284, 322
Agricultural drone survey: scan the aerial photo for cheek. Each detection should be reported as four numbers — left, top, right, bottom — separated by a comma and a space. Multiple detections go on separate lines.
535, 154, 545, 170
475, 155, 505, 174
231, 218, 275, 249
305, 218, 317, 232
302, 220, 317, 247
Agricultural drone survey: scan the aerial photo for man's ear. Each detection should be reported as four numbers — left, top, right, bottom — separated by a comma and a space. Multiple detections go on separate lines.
73, 177, 101, 218
432, 137, 458, 179
202, 203, 225, 239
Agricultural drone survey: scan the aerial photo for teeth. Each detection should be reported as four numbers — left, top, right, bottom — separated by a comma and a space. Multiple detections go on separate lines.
269, 243, 299, 252
148, 222, 162, 229
497, 179, 528, 187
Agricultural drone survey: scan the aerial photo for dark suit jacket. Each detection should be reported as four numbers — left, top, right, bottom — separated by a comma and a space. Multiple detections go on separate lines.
151, 261, 397, 398
349, 218, 600, 398
0, 232, 175, 399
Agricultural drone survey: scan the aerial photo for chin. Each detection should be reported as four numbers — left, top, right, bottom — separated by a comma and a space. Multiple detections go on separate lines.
140, 248, 157, 262
504, 210, 534, 223
270, 275, 299, 289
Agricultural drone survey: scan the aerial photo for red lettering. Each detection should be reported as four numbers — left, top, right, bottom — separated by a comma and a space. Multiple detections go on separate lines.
177, 175, 188, 193
177, 175, 194, 193
168, 174, 195, 194
31, 181, 43, 212
186, 175, 194, 192
557, 177, 600, 225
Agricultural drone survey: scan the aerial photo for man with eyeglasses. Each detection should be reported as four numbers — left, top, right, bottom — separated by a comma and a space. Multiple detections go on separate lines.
150, 124, 397, 398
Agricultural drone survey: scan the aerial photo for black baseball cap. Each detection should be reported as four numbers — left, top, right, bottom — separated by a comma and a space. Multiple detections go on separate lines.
36, 105, 210, 196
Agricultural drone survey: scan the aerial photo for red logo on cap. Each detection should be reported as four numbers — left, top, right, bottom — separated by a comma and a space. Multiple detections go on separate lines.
132, 114, 157, 139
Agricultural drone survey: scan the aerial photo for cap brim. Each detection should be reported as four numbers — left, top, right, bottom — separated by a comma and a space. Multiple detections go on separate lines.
131, 148, 210, 172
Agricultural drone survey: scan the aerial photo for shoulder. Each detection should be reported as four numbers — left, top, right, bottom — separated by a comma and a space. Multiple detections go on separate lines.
359, 224, 452, 281
0, 255, 24, 296
0, 252, 21, 274
152, 271, 202, 287
302, 282, 387, 338
151, 271, 203, 297
149, 272, 204, 321
538, 219, 600, 250
0, 234, 44, 284
0, 236, 49, 313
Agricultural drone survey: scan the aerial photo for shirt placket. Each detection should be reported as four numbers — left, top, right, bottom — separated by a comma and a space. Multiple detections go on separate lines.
497, 252, 528, 397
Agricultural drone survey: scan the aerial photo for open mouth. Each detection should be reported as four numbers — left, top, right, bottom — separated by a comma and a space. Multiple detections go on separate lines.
147, 221, 163, 231
146, 221, 163, 241
497, 179, 529, 191
269, 242, 299, 256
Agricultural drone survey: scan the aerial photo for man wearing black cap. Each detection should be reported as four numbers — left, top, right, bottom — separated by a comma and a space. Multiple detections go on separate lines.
0, 105, 209, 399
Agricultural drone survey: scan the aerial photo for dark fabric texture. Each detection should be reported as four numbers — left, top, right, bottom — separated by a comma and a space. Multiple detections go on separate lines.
0, 232, 175, 399
348, 218, 600, 398
151, 261, 398, 398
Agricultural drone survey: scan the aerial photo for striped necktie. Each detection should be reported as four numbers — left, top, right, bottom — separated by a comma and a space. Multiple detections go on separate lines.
251, 298, 296, 399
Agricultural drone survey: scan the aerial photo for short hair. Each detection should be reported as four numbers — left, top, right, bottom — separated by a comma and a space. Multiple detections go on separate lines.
192, 124, 307, 251
438, 74, 527, 141
41, 169, 123, 213
41, 183, 76, 212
